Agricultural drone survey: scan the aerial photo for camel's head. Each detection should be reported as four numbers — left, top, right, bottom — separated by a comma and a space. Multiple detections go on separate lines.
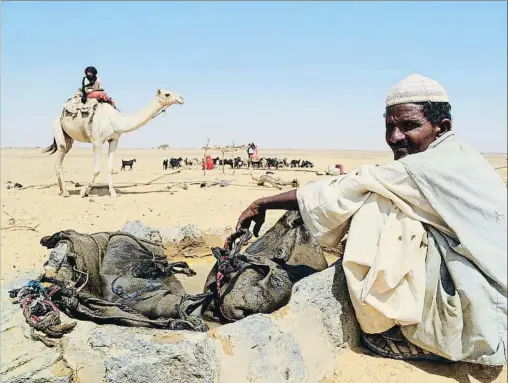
157, 89, 184, 106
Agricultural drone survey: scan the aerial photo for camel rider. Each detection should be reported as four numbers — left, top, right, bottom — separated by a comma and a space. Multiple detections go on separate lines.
247, 143, 255, 168
247, 143, 255, 158
80, 66, 116, 109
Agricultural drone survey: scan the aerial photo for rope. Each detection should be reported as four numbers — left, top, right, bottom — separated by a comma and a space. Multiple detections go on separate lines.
152, 107, 168, 119
73, 266, 89, 293
105, 233, 198, 303
172, 293, 213, 332
11, 281, 77, 347
212, 229, 252, 291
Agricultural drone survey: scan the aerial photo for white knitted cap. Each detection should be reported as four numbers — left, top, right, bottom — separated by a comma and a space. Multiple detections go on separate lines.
386, 73, 449, 107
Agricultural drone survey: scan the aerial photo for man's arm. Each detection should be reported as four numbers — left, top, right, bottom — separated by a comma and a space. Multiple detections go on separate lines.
233, 161, 439, 245
235, 189, 298, 236
257, 189, 299, 211
94, 77, 104, 91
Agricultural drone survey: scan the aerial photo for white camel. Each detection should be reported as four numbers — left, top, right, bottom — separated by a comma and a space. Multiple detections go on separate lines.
43, 89, 183, 198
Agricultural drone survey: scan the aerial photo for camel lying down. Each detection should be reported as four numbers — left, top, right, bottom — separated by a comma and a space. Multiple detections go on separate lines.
201, 211, 328, 323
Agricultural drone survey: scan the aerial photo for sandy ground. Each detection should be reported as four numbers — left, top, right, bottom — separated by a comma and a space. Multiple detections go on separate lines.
1, 147, 506, 382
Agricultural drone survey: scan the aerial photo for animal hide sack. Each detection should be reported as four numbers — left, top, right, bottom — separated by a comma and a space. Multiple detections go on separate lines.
32, 230, 209, 332
201, 211, 328, 323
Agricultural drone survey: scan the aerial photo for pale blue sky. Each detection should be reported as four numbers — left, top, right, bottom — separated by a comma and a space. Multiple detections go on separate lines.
1, 1, 506, 152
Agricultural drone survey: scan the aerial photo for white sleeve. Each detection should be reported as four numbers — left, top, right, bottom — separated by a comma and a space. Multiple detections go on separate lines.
297, 161, 443, 247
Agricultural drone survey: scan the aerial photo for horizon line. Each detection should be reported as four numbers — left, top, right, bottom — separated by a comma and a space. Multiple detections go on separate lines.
1, 146, 506, 156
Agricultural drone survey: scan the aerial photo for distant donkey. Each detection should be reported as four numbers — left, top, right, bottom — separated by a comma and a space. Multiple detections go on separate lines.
121, 159, 137, 171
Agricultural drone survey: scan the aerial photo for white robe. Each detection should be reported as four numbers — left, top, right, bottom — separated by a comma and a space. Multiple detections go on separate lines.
297, 132, 507, 365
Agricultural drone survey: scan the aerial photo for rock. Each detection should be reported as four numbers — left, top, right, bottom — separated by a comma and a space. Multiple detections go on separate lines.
159, 225, 206, 257
122, 221, 205, 249
210, 259, 360, 382
88, 327, 219, 383
121, 221, 209, 258
60, 321, 104, 383
122, 220, 163, 243
160, 224, 203, 244
158, 226, 181, 243
1, 261, 359, 382
1, 272, 72, 383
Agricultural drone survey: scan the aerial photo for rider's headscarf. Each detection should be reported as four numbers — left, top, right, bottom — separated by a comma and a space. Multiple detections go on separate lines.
81, 66, 98, 103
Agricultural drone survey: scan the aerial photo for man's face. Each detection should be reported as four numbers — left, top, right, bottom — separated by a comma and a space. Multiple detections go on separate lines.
86, 71, 95, 80
385, 104, 441, 160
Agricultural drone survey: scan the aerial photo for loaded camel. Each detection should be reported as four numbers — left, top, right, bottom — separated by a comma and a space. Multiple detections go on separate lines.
43, 89, 184, 197
249, 170, 299, 190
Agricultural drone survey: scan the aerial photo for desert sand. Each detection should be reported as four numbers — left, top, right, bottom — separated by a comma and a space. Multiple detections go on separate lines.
1, 146, 507, 382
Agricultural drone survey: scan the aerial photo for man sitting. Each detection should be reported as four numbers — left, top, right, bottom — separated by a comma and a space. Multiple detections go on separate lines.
80, 66, 116, 109
231, 74, 507, 365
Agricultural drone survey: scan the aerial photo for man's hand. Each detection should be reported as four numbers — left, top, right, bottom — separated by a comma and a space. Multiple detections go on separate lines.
235, 200, 266, 237
227, 190, 299, 246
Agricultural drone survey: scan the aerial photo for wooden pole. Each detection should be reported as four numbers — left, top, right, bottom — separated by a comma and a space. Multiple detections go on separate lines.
232, 140, 236, 175
221, 150, 225, 175
203, 138, 210, 176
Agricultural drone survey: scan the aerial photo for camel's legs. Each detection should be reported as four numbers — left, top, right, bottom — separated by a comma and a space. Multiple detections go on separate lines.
55, 150, 67, 196
53, 120, 74, 197
107, 139, 119, 197
81, 143, 102, 198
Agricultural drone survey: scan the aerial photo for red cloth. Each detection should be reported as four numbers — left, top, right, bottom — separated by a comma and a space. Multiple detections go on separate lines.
87, 91, 116, 108
202, 155, 214, 170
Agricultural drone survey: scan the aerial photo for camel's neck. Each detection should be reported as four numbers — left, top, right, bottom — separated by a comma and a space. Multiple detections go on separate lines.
105, 97, 165, 134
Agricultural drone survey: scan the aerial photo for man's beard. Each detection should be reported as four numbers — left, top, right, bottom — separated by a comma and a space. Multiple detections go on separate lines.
86, 74, 96, 83
390, 141, 409, 160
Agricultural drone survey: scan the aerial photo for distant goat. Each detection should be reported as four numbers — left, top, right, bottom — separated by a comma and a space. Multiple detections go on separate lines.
121, 159, 137, 171
184, 157, 201, 166
290, 159, 301, 168
234, 157, 245, 169
170, 157, 183, 169
289, 159, 314, 168
266, 158, 279, 170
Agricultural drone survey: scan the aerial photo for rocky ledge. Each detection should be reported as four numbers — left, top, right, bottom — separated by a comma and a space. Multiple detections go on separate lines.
1, 256, 359, 382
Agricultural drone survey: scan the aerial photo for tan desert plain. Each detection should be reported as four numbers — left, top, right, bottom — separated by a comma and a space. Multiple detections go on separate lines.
1, 145, 507, 382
